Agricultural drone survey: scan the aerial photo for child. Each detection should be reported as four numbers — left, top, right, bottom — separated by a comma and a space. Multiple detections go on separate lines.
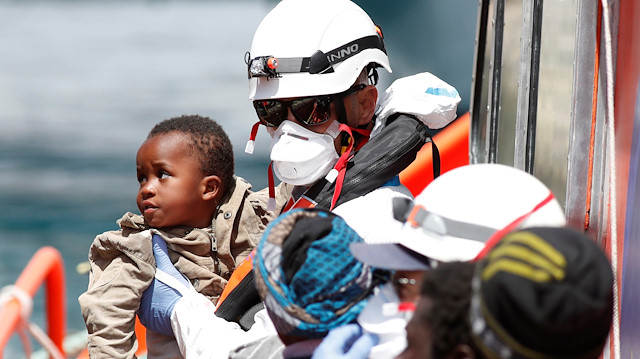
79, 115, 290, 359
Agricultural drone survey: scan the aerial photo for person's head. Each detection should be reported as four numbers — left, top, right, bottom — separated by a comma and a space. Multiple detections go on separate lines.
398, 261, 482, 359
136, 114, 233, 229
253, 208, 386, 345
245, 0, 391, 186
391, 270, 424, 303
399, 226, 614, 359
355, 268, 426, 359
470, 226, 613, 359
350, 163, 567, 270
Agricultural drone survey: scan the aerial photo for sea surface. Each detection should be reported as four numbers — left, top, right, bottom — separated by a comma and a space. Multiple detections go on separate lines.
0, 1, 476, 356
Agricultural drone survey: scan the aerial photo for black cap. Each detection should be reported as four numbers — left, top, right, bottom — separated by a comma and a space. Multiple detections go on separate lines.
471, 226, 613, 359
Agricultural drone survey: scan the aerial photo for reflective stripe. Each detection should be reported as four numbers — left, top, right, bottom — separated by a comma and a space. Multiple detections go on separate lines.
154, 269, 194, 297
407, 205, 497, 243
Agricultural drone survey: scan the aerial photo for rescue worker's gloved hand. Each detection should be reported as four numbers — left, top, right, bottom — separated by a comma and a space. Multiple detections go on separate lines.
138, 233, 188, 337
312, 324, 378, 359
139, 234, 263, 358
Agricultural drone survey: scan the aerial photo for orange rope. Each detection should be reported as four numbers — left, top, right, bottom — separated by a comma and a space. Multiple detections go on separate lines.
584, 2, 603, 230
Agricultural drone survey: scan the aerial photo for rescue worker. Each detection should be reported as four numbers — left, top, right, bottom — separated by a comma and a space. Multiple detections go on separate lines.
217, 0, 460, 330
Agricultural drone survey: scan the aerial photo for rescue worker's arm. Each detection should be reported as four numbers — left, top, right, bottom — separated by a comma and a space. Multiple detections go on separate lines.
142, 233, 276, 358
171, 294, 275, 358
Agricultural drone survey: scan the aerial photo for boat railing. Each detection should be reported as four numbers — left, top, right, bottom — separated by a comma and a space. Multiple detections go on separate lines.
0, 246, 66, 359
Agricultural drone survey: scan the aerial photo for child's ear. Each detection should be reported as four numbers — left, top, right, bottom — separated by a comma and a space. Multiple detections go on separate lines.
202, 175, 223, 202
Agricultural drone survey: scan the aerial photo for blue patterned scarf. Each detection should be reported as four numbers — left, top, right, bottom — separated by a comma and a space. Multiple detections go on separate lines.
254, 208, 381, 338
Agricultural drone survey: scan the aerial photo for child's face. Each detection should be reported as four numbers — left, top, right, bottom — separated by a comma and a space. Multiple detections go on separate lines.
136, 131, 212, 228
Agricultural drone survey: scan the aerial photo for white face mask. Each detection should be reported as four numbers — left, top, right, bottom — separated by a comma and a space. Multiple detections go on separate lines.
357, 282, 412, 359
268, 120, 342, 186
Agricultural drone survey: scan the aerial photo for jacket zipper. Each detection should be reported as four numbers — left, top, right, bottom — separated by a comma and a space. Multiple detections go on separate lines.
209, 231, 220, 275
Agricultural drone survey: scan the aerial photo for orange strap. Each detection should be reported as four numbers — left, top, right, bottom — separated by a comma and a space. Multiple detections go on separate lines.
217, 187, 323, 310
473, 192, 555, 261
216, 250, 256, 310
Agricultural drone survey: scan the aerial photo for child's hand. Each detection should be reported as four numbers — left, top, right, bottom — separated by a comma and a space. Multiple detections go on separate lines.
138, 234, 190, 337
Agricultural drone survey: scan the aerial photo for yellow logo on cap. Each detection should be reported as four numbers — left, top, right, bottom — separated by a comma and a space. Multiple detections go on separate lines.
482, 231, 567, 283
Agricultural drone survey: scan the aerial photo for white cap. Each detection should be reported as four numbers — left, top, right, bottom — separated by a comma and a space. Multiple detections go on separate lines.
350, 164, 567, 268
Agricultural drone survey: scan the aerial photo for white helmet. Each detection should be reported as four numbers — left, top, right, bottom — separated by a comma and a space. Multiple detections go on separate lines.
247, 0, 392, 100
350, 164, 567, 268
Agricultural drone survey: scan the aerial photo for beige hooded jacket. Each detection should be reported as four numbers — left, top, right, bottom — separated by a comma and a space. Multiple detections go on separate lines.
79, 177, 291, 359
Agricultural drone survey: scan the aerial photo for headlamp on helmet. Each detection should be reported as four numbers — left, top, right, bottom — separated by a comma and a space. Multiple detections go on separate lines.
246, 35, 385, 80
246, 53, 280, 79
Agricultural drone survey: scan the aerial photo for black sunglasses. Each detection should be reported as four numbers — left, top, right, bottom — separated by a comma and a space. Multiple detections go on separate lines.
252, 84, 366, 128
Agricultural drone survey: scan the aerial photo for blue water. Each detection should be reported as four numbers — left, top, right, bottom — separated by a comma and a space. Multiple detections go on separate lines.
0, 1, 476, 356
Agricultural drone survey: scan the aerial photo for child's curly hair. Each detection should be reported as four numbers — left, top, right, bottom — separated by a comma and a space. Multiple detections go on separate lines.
148, 114, 234, 195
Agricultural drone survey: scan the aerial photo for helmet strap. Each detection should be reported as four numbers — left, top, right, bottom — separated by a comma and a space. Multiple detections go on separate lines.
244, 121, 262, 154
248, 35, 387, 78
331, 93, 350, 125
473, 191, 556, 261
326, 124, 371, 210
331, 89, 371, 140
266, 161, 277, 211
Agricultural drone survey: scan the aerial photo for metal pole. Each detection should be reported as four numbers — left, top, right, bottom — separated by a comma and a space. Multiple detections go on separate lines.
525, 0, 544, 174
470, 0, 490, 164
514, 0, 533, 171
488, 0, 505, 163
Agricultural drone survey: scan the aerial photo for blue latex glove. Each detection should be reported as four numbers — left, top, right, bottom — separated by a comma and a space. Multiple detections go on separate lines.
138, 234, 190, 337
312, 324, 378, 359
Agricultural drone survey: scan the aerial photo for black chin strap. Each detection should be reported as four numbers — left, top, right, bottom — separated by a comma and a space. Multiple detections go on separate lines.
331, 93, 352, 149
331, 93, 349, 126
